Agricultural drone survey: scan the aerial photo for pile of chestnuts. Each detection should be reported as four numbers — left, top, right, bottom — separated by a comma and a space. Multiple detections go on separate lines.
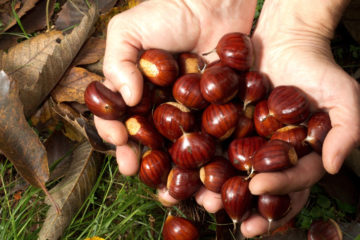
84, 32, 332, 239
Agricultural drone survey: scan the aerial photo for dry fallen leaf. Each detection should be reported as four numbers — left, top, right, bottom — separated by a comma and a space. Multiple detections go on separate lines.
0, 3, 98, 118
38, 141, 102, 240
0, 70, 49, 188
73, 37, 105, 66
55, 0, 92, 31
51, 67, 103, 104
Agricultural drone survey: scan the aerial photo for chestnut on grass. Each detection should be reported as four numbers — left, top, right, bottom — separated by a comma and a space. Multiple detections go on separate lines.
153, 102, 195, 141
215, 32, 254, 71
268, 85, 311, 124
169, 132, 216, 169
307, 219, 342, 240
202, 102, 240, 140
162, 215, 199, 240
199, 156, 237, 193
125, 115, 164, 149
253, 139, 298, 172
167, 166, 202, 200
221, 176, 252, 224
200, 65, 240, 104
305, 111, 332, 154
139, 49, 179, 86
139, 150, 171, 188
172, 73, 208, 110
84, 81, 127, 120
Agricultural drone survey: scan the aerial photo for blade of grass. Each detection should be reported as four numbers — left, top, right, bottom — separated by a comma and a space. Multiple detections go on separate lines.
11, 0, 29, 39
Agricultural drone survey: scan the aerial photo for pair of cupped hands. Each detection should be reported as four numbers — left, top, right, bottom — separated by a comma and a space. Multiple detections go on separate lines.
94, 0, 360, 237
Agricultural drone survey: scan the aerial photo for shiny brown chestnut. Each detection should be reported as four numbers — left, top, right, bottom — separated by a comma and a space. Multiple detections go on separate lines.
199, 156, 237, 193
169, 132, 216, 169
139, 49, 179, 86
254, 100, 284, 138
228, 136, 267, 173
305, 112, 332, 154
167, 166, 202, 200
268, 85, 311, 124
200, 65, 240, 104
258, 194, 291, 223
271, 125, 311, 157
239, 71, 270, 109
215, 32, 254, 71
233, 105, 255, 139
202, 102, 240, 140
172, 73, 208, 110
253, 139, 298, 172
307, 219, 342, 240
153, 102, 195, 141
84, 81, 127, 120
125, 115, 164, 149
221, 176, 252, 223
178, 52, 205, 75
162, 215, 199, 240
139, 150, 171, 188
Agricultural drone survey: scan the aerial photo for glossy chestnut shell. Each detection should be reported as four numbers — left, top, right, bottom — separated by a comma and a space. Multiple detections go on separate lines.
200, 65, 240, 104
84, 81, 127, 120
254, 100, 284, 138
162, 215, 199, 240
167, 166, 202, 200
216, 32, 254, 71
221, 176, 252, 223
139, 49, 179, 86
307, 219, 342, 240
239, 71, 270, 108
268, 85, 311, 124
153, 102, 195, 141
139, 150, 171, 188
202, 102, 240, 140
178, 52, 205, 75
305, 111, 332, 154
257, 194, 291, 221
169, 132, 216, 169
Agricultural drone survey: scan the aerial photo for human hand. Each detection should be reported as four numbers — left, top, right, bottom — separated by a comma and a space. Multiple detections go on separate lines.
241, 0, 360, 237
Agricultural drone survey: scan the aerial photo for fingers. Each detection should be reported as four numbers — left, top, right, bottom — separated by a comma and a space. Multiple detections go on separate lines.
241, 189, 310, 238
195, 187, 223, 213
103, 15, 144, 106
115, 143, 140, 176
94, 116, 128, 146
249, 152, 325, 195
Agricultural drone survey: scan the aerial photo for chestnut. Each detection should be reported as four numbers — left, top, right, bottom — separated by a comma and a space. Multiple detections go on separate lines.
228, 136, 267, 173
172, 73, 208, 110
167, 166, 202, 200
254, 100, 284, 138
139, 49, 179, 86
307, 219, 342, 240
305, 112, 332, 154
169, 132, 216, 169
202, 102, 240, 140
125, 115, 164, 149
257, 194, 291, 222
215, 32, 254, 71
84, 81, 127, 120
139, 150, 171, 188
200, 65, 240, 104
253, 139, 298, 172
268, 85, 311, 124
221, 176, 252, 223
162, 215, 199, 240
178, 52, 205, 75
239, 71, 270, 109
199, 156, 237, 193
271, 125, 311, 157
153, 102, 195, 141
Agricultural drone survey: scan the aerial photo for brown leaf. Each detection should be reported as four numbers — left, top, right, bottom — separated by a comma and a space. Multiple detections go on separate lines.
30, 99, 60, 135
51, 67, 103, 104
0, 70, 49, 188
98, 0, 117, 13
1, 3, 98, 118
38, 141, 102, 240
55, 0, 92, 31
0, 0, 40, 33
85, 57, 103, 76
343, 0, 360, 44
73, 37, 105, 66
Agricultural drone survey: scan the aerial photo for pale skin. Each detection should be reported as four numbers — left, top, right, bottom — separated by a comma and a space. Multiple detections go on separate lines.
95, 0, 360, 237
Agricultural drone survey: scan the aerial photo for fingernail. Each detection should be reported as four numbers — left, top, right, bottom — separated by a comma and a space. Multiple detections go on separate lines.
120, 85, 132, 102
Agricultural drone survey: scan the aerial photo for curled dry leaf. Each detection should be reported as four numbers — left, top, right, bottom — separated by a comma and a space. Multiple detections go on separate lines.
0, 3, 98, 118
38, 141, 102, 240
55, 0, 93, 31
73, 37, 106, 66
0, 70, 49, 188
51, 67, 103, 104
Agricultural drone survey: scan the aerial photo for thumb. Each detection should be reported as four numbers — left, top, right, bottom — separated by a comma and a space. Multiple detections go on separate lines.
103, 18, 143, 107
